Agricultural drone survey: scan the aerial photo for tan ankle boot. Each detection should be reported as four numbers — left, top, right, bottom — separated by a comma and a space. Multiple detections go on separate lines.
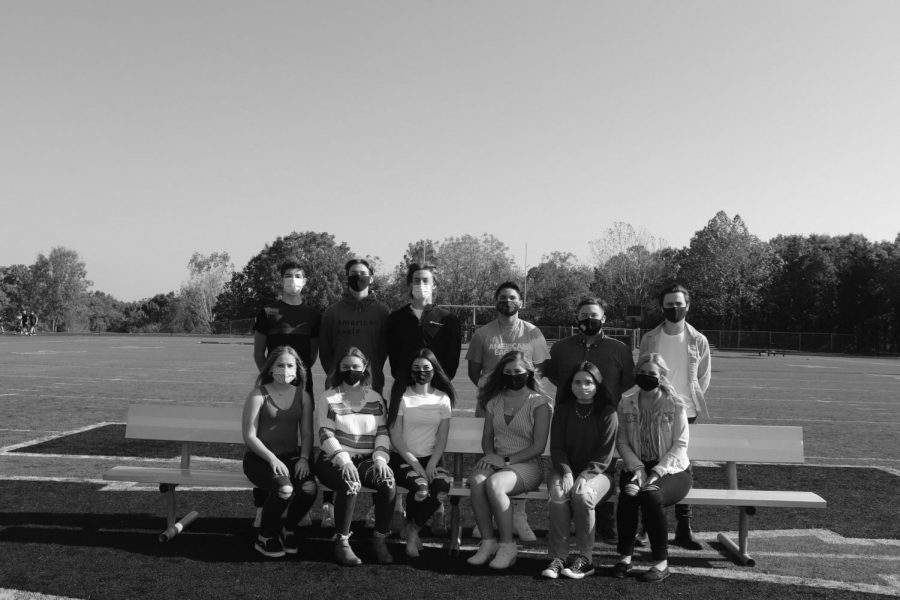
333, 534, 362, 566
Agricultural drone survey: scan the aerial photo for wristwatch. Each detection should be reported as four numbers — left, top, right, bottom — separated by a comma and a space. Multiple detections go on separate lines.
503, 456, 510, 466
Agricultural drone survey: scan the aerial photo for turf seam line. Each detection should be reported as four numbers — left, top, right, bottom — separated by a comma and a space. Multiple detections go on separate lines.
0, 422, 118, 453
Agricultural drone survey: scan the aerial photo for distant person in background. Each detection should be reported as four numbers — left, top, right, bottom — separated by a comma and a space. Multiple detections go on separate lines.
466, 281, 549, 542
241, 346, 317, 558
638, 283, 710, 550
251, 259, 321, 527
27, 311, 37, 335
19, 309, 27, 335
319, 258, 390, 529
544, 297, 635, 545
613, 353, 691, 583
386, 263, 461, 533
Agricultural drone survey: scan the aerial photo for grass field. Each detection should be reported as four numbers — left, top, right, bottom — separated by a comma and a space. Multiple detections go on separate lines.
1, 334, 899, 599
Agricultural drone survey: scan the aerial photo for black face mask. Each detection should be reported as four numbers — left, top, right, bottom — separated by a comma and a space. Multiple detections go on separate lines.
635, 374, 660, 391
340, 370, 365, 386
411, 370, 433, 385
348, 274, 371, 292
496, 300, 519, 317
663, 306, 687, 323
577, 317, 603, 337
502, 372, 528, 391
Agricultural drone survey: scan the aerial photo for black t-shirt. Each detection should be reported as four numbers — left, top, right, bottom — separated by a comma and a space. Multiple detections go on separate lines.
253, 301, 321, 370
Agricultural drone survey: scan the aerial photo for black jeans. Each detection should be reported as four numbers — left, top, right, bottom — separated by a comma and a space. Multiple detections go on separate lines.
315, 452, 396, 536
616, 462, 692, 561
243, 452, 317, 538
388, 453, 451, 527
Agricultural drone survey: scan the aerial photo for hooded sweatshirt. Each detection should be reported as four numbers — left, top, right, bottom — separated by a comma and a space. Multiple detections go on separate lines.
319, 292, 390, 393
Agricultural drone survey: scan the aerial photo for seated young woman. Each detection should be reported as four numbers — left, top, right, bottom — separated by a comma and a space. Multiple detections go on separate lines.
315, 346, 396, 566
542, 361, 618, 580
242, 346, 317, 558
613, 352, 692, 583
387, 348, 455, 558
466, 350, 552, 570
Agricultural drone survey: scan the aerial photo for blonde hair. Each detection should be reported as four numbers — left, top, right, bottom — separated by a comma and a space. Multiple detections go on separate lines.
634, 352, 688, 409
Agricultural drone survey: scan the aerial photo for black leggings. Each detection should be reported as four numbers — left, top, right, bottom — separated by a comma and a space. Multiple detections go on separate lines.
388, 453, 451, 527
315, 452, 396, 536
243, 452, 317, 538
616, 462, 692, 561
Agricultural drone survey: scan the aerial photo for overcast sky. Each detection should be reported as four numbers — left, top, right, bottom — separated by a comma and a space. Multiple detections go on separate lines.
2, 1, 899, 301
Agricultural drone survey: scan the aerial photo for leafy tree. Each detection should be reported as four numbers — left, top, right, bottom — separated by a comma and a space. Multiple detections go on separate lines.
432, 234, 519, 306
525, 252, 593, 325
677, 212, 779, 330
0, 264, 31, 323
178, 252, 233, 332
27, 247, 92, 331
590, 222, 670, 321
214, 232, 357, 320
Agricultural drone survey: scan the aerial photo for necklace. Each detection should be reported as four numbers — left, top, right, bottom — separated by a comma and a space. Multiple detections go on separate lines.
574, 403, 593, 420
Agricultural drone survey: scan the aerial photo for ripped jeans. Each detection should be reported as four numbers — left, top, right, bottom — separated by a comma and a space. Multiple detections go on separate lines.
315, 452, 396, 536
243, 452, 318, 538
388, 453, 452, 527
547, 470, 615, 558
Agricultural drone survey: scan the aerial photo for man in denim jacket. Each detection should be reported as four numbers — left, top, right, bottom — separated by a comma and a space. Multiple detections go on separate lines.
638, 283, 710, 549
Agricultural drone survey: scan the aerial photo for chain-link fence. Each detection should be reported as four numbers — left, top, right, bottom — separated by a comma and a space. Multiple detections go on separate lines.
674, 329, 857, 354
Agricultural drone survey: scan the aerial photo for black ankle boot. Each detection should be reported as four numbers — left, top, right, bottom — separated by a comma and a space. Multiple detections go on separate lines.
673, 517, 702, 550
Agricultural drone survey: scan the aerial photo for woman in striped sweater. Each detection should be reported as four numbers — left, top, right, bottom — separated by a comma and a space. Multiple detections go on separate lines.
315, 346, 397, 566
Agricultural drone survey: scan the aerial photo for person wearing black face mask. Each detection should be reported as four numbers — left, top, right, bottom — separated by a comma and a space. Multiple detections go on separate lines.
638, 283, 710, 550
318, 258, 391, 530
386, 348, 456, 558
315, 347, 396, 566
544, 297, 636, 545
466, 351, 552, 570
466, 281, 550, 542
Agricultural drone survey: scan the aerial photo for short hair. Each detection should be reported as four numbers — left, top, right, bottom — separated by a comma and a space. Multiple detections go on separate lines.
657, 283, 691, 306
405, 263, 438, 286
575, 297, 608, 314
279, 259, 305, 277
344, 258, 373, 275
494, 281, 521, 300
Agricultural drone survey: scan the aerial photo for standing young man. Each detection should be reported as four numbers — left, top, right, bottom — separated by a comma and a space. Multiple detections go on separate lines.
544, 297, 635, 544
638, 283, 711, 550
318, 258, 391, 528
387, 263, 462, 386
466, 281, 550, 542
253, 259, 321, 397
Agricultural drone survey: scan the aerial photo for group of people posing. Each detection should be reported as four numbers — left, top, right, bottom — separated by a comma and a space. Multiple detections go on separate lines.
241, 258, 710, 583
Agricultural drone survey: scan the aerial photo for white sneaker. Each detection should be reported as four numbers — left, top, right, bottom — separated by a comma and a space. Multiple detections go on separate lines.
467, 539, 499, 565
321, 503, 335, 528
488, 542, 518, 569
365, 505, 377, 529
405, 526, 424, 558
513, 510, 537, 542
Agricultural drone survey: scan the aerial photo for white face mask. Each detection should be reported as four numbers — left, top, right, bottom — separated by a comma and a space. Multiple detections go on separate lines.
412, 283, 433, 303
283, 275, 305, 295
272, 366, 296, 385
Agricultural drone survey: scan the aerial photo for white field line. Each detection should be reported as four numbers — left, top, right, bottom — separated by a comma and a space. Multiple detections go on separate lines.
675, 567, 900, 597
0, 589, 85, 600
0, 422, 116, 453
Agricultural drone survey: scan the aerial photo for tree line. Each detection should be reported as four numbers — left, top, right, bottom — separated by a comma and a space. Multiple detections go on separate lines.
2, 211, 898, 352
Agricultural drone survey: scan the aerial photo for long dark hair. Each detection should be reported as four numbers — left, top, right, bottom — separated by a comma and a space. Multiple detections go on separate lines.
388, 348, 456, 428
558, 361, 613, 409
255, 346, 306, 390
325, 346, 372, 389
477, 350, 542, 409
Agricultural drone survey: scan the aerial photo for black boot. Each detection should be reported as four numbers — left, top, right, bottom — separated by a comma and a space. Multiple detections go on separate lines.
673, 516, 702, 550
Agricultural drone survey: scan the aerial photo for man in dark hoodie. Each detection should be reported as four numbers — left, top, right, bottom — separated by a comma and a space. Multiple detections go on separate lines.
319, 258, 391, 394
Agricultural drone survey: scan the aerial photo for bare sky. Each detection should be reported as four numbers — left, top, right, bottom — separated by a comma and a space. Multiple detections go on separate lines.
2, 1, 899, 301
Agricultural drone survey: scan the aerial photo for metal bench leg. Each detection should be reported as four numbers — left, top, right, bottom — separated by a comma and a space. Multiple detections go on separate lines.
716, 506, 756, 566
158, 483, 198, 542
447, 496, 461, 556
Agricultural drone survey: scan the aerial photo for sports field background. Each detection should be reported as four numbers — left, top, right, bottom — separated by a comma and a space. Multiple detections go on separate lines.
1, 334, 899, 599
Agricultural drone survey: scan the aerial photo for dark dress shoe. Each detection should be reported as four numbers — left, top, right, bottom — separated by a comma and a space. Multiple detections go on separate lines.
610, 562, 632, 579
637, 565, 670, 583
